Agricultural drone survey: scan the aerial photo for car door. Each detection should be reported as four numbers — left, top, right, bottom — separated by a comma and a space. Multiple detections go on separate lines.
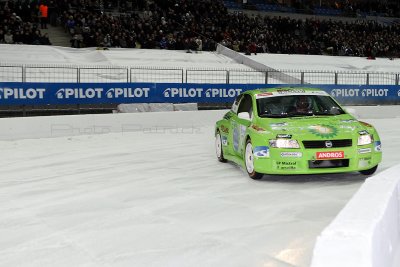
222, 94, 242, 156
230, 94, 253, 157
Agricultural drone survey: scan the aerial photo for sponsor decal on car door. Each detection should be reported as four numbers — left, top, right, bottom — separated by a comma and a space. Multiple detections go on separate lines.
232, 121, 247, 154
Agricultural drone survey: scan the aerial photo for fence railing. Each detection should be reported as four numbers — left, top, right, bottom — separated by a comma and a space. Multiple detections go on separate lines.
1, 64, 399, 85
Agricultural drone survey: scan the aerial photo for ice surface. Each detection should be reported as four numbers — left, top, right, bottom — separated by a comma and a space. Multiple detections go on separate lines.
1, 44, 400, 267
0, 109, 398, 267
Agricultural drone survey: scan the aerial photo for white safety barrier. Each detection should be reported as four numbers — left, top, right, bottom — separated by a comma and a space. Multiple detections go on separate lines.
216, 44, 271, 71
117, 103, 174, 113
311, 164, 400, 267
117, 103, 198, 113
0, 110, 225, 141
216, 44, 302, 84
1, 105, 398, 141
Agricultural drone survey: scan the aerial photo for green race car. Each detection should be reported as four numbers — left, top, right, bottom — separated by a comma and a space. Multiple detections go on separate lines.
215, 87, 382, 179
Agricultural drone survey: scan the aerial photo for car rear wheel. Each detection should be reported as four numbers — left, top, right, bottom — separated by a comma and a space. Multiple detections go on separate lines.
215, 132, 227, 163
359, 165, 378, 175
245, 139, 263, 180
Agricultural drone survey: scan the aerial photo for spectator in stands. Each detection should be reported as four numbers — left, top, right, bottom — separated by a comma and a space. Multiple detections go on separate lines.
40, 32, 52, 45
39, 2, 48, 29
159, 36, 167, 49
0, 29, 4, 43
65, 15, 75, 35
70, 33, 82, 48
22, 29, 33, 45
246, 40, 257, 55
184, 37, 191, 53
48, 0, 58, 26
127, 35, 137, 48
31, 29, 42, 45
4, 30, 13, 44
195, 37, 203, 52
166, 35, 176, 50
103, 33, 112, 47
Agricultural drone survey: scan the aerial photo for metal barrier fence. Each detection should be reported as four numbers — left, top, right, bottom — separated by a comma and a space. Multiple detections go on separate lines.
1, 64, 399, 85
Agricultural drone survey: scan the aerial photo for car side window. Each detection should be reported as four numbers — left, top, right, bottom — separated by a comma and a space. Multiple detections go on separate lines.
231, 94, 243, 113
237, 94, 253, 118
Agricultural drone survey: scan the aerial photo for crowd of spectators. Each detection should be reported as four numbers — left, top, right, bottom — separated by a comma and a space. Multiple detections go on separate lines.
57, 0, 400, 58
2, 0, 400, 59
61, 0, 218, 50
222, 14, 400, 58
246, 0, 400, 18
0, 0, 51, 45
316, 0, 400, 18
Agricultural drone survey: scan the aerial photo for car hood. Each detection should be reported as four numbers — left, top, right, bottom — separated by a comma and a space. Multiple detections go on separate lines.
259, 115, 365, 140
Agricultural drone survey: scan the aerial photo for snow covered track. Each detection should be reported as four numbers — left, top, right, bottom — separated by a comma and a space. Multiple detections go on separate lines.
0, 109, 400, 267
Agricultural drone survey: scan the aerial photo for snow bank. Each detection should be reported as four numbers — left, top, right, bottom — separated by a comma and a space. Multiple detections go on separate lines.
117, 103, 174, 113
117, 103, 198, 113
0, 110, 225, 141
311, 164, 400, 267
2, 106, 399, 141
0, 44, 246, 68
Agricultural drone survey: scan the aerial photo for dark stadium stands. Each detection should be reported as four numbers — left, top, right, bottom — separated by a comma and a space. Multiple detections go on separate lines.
226, 0, 400, 18
2, 0, 400, 58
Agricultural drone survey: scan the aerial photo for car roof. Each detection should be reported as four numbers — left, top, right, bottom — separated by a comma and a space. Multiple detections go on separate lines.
244, 87, 329, 98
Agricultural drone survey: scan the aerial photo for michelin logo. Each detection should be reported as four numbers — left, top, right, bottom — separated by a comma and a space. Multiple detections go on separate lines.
163, 87, 242, 98
55, 88, 103, 99
331, 89, 360, 97
163, 88, 202, 97
361, 89, 388, 97
331, 88, 388, 97
55, 87, 150, 99
0, 87, 46, 99
205, 88, 242, 97
105, 87, 149, 98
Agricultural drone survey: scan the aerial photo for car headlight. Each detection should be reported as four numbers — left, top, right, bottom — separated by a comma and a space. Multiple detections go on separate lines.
358, 134, 373, 145
269, 139, 300, 148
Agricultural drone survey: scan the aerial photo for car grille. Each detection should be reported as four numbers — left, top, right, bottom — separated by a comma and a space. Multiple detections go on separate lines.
302, 139, 352, 149
308, 159, 350, 168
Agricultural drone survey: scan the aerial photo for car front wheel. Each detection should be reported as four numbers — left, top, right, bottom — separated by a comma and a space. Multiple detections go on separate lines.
245, 139, 263, 180
359, 165, 378, 175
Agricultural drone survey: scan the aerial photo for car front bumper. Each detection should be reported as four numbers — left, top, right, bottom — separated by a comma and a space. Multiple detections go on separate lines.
253, 143, 382, 175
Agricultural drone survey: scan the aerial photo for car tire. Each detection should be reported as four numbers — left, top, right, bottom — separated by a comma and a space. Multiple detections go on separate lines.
245, 139, 263, 180
359, 165, 378, 175
215, 132, 227, 163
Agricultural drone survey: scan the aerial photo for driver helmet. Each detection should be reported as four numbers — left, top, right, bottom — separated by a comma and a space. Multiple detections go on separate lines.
295, 95, 312, 111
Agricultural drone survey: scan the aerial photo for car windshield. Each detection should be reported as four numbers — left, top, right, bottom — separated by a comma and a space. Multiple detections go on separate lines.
256, 95, 346, 118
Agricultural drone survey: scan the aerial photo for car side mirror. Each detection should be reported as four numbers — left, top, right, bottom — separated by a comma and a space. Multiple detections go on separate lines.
238, 112, 251, 121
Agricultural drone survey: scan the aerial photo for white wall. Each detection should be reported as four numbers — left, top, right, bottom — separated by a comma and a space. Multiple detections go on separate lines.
0, 110, 226, 141
311, 164, 400, 267
2, 105, 399, 141
216, 44, 301, 84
